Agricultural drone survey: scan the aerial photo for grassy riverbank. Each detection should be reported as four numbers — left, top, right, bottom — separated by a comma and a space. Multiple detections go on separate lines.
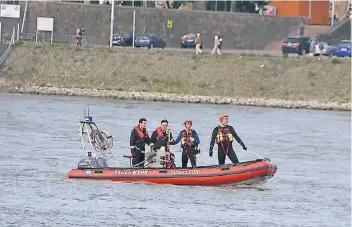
0, 42, 350, 109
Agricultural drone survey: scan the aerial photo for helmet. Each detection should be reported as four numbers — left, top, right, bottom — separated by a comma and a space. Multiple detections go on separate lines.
219, 114, 229, 122
184, 118, 192, 126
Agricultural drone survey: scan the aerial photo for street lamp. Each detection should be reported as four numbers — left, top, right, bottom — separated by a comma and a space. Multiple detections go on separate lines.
109, 0, 115, 47
330, 0, 335, 26
308, 0, 312, 23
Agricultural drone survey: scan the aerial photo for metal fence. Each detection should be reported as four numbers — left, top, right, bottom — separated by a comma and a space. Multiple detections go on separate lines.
0, 20, 20, 44
21, 32, 101, 46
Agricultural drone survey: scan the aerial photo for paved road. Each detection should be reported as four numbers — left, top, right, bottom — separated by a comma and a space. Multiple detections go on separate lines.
153, 47, 350, 60
162, 47, 283, 56
112, 44, 282, 56
111, 44, 350, 60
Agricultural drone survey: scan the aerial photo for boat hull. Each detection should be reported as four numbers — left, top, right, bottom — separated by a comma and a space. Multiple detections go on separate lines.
67, 159, 277, 186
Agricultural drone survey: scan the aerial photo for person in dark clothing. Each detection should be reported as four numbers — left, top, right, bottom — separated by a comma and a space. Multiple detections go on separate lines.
130, 118, 151, 167
172, 118, 200, 168
209, 114, 247, 165
150, 119, 174, 151
299, 23, 305, 37
80, 26, 85, 36
150, 119, 175, 168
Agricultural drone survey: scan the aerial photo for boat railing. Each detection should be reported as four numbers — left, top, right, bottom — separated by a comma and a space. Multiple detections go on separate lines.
78, 107, 118, 167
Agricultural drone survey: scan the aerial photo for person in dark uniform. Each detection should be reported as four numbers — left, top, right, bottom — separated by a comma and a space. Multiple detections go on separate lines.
209, 114, 247, 165
172, 118, 200, 168
150, 119, 174, 151
130, 118, 151, 167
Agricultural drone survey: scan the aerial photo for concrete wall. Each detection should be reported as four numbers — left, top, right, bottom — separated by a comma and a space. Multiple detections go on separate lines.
19, 2, 308, 49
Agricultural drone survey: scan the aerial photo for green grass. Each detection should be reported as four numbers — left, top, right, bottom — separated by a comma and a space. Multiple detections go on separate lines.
1, 42, 351, 103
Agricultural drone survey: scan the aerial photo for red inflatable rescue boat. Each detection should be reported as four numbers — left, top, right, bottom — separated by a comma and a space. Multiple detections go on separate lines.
67, 159, 277, 186
68, 108, 278, 186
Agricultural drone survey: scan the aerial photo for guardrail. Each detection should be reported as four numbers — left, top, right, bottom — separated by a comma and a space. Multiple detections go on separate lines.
0, 27, 15, 68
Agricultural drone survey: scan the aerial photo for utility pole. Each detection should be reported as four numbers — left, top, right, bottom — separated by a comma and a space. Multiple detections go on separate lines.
308, 0, 312, 24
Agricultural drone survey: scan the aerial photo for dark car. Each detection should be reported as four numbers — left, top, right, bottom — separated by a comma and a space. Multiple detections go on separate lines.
180, 32, 203, 49
282, 36, 311, 55
134, 33, 165, 49
108, 32, 133, 46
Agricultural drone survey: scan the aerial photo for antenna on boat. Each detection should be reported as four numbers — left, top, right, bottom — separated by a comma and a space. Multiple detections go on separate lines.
85, 104, 93, 122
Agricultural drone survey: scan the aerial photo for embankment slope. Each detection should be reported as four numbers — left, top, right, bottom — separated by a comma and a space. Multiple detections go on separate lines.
1, 43, 350, 110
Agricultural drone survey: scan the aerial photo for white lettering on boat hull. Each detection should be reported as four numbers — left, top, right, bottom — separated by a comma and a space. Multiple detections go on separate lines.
115, 170, 149, 175
170, 170, 201, 175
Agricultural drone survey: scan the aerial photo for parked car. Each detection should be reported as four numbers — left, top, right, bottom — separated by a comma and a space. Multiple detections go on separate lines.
282, 36, 311, 55
180, 32, 203, 49
134, 33, 165, 49
108, 32, 133, 46
336, 40, 351, 57
313, 42, 337, 57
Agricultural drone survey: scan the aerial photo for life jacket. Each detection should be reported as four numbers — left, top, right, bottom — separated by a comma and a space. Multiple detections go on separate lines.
156, 126, 165, 138
181, 129, 194, 149
134, 125, 148, 140
215, 126, 234, 144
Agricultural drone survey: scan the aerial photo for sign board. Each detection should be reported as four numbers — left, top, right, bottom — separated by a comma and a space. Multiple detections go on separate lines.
36, 17, 54, 43
0, 4, 20, 18
167, 20, 172, 28
37, 17, 54, 32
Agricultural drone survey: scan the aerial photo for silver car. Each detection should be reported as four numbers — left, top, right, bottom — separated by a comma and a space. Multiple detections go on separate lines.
314, 42, 337, 57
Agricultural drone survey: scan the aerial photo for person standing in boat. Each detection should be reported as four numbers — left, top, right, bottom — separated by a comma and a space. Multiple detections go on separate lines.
209, 114, 247, 165
172, 118, 200, 168
150, 119, 174, 150
130, 118, 151, 167
150, 119, 175, 168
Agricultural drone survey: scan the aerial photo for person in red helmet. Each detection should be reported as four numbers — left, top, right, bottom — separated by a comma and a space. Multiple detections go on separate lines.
209, 114, 247, 165
172, 118, 200, 168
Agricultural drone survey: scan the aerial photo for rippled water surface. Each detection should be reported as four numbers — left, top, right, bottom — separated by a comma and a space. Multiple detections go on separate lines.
0, 93, 350, 227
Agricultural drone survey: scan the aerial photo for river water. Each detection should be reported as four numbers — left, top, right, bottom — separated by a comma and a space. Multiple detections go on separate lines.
0, 93, 350, 227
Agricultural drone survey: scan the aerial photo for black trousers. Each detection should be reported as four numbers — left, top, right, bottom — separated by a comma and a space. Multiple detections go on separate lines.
182, 149, 197, 168
217, 143, 239, 165
132, 150, 145, 167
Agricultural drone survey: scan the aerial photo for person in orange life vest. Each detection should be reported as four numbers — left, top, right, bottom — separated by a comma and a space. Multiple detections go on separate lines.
150, 119, 174, 151
172, 118, 200, 168
130, 118, 151, 167
209, 114, 247, 165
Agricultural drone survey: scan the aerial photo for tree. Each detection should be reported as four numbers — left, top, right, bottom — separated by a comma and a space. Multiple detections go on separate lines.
229, 1, 269, 13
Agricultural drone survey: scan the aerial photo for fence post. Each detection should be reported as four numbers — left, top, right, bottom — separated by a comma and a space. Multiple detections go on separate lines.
17, 23, 19, 42
132, 10, 135, 48
12, 27, 15, 44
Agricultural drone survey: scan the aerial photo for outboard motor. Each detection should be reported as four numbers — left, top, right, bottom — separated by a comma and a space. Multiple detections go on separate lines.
144, 150, 157, 166
78, 152, 108, 169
